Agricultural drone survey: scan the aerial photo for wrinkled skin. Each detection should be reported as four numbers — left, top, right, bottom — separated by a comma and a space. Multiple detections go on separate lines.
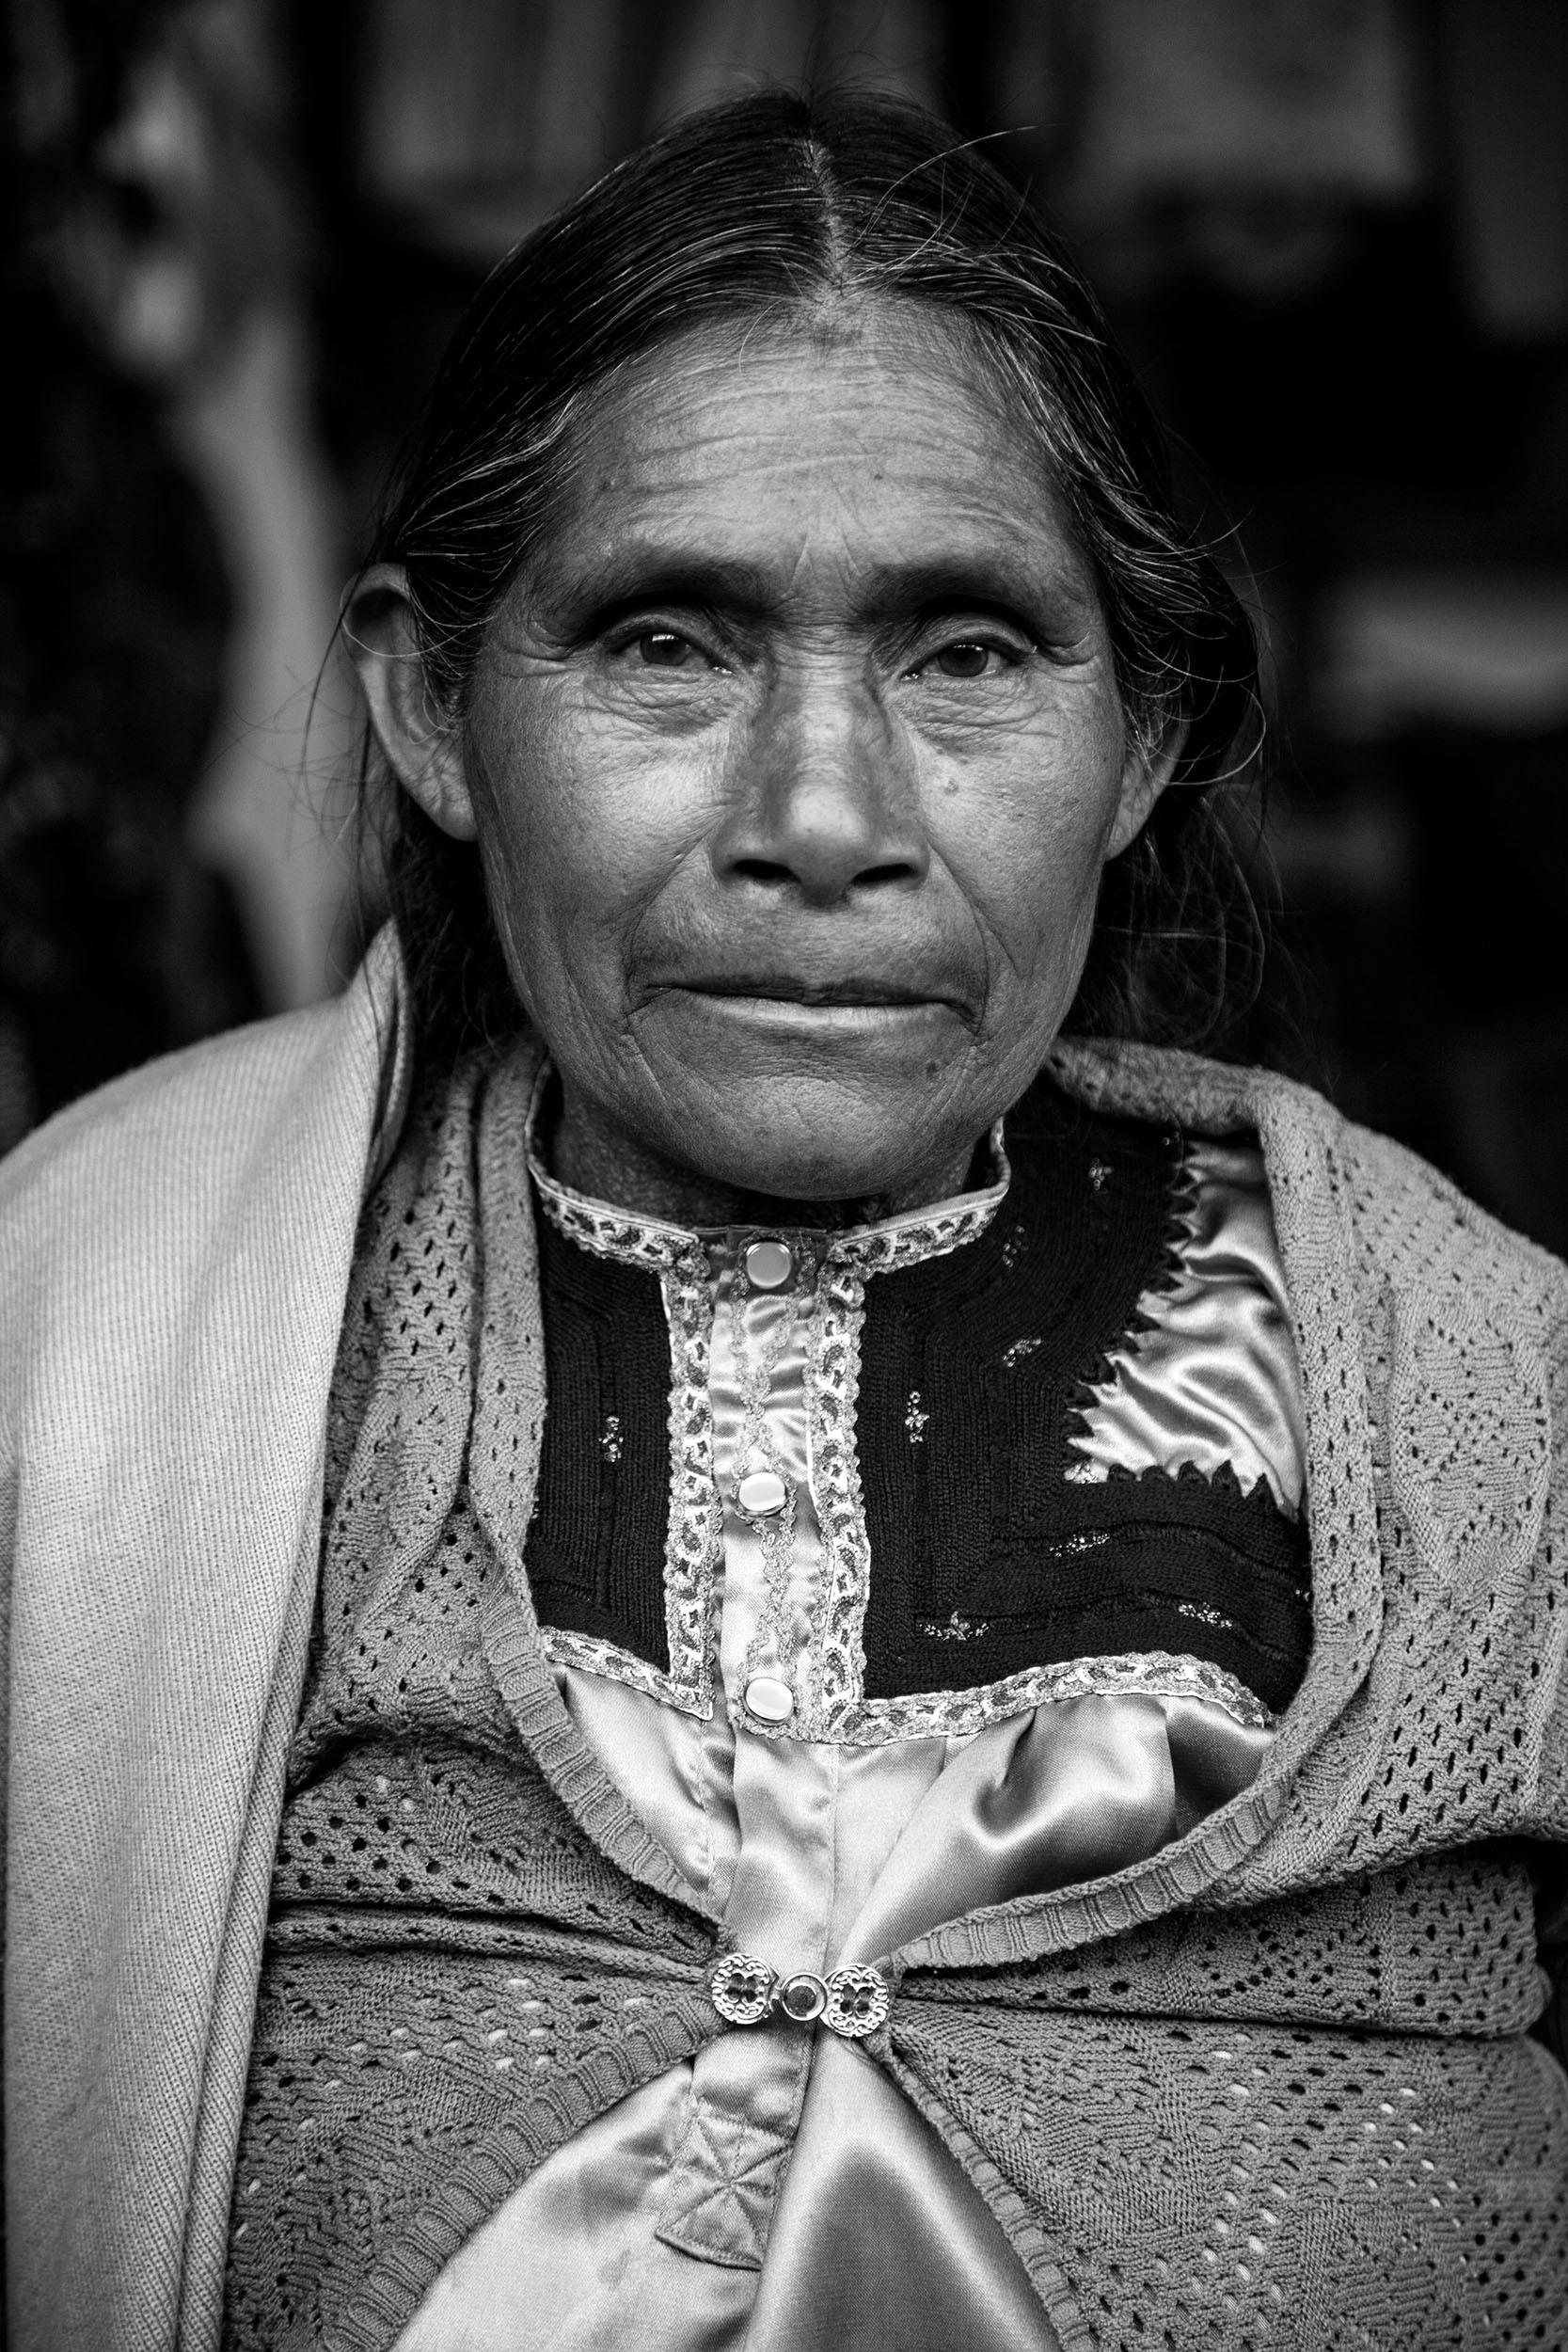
351, 310, 1180, 1224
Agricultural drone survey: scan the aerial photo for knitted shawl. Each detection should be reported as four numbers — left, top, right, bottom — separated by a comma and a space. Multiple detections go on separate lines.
2, 928, 1566, 2352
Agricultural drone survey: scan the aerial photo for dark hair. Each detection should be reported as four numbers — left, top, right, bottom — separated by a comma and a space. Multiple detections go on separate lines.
358, 87, 1265, 1064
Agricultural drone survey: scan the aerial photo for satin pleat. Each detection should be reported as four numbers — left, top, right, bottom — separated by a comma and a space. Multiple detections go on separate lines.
746, 2038, 1064, 2352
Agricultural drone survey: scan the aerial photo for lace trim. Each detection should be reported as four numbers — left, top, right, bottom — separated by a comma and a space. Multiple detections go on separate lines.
531, 1177, 696, 1274
799, 1257, 873, 1737
555, 1630, 1272, 1744
527, 1065, 1009, 1282
659, 1251, 725, 1708
816, 1648, 1275, 1746
540, 1625, 704, 1712
828, 1144, 1009, 1277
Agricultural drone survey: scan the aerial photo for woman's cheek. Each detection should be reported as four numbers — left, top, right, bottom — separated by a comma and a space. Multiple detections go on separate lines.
930, 742, 1106, 931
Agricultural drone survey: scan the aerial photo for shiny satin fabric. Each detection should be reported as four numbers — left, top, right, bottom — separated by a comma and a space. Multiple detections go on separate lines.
393, 2043, 1060, 2352
746, 2038, 1063, 2352
393, 2071, 753, 2352
1069, 1136, 1307, 1515
843, 1691, 1273, 1967
393, 1681, 1272, 2351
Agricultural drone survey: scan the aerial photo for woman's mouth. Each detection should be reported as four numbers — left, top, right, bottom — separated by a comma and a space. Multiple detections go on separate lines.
673, 969, 959, 1005
692, 991, 943, 1025
650, 981, 966, 1044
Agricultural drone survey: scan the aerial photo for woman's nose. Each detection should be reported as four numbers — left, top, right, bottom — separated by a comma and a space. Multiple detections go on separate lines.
710, 671, 929, 904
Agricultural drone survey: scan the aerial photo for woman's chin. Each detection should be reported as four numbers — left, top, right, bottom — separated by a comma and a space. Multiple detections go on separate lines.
645, 1063, 981, 1216
594, 993, 996, 1212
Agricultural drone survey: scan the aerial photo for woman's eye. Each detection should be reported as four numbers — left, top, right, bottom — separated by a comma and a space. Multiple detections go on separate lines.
632, 629, 704, 669
916, 639, 1017, 681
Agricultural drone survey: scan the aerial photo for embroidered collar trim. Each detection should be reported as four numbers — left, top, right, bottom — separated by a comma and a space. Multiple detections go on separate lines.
523, 1063, 1011, 1279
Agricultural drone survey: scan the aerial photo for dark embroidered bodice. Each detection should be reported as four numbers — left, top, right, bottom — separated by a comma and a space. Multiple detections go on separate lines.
525, 1074, 1310, 1721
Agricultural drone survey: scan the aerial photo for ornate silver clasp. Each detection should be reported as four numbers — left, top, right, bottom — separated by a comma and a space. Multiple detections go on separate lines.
709, 1950, 892, 2041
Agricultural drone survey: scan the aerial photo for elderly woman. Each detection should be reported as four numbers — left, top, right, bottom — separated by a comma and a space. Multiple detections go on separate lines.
3, 90, 1565, 2352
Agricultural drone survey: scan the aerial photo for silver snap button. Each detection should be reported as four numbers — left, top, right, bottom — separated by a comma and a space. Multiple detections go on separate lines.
744, 1675, 796, 1724
778, 1971, 829, 2024
745, 1238, 794, 1292
736, 1469, 788, 1518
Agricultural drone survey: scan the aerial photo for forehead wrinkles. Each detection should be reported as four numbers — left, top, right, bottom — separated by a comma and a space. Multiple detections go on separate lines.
593, 378, 987, 520
523, 309, 1077, 608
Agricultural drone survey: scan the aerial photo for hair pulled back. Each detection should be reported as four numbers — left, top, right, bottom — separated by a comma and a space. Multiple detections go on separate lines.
360, 87, 1264, 1062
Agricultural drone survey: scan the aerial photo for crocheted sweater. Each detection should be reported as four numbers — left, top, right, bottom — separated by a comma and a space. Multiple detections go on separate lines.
2, 928, 1566, 2352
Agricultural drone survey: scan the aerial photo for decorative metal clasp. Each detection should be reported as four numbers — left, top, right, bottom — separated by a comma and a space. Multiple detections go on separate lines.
709, 1950, 891, 2041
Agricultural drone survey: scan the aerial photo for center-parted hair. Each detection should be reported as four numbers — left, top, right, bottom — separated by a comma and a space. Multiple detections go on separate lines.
359, 87, 1264, 1062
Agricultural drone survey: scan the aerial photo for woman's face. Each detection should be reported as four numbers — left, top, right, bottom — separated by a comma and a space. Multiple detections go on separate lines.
381, 313, 1174, 1215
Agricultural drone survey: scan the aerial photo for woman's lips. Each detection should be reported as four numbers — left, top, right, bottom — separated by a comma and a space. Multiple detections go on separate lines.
679, 977, 942, 1008
686, 983, 930, 1002
689, 993, 944, 1026
656, 980, 964, 1035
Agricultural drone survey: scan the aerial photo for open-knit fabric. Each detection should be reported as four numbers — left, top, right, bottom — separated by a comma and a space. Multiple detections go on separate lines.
220, 1039, 1568, 2352
889, 1997, 1565, 2350
224, 1060, 718, 2350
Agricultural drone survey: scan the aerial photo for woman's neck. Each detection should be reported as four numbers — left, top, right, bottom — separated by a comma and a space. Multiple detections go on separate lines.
544, 1088, 983, 1232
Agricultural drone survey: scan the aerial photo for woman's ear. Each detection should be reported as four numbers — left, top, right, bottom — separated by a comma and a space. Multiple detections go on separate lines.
343, 563, 479, 842
1105, 715, 1190, 861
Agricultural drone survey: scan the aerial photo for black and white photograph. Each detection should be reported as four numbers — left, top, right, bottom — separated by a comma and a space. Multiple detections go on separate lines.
4, 5, 1567, 2346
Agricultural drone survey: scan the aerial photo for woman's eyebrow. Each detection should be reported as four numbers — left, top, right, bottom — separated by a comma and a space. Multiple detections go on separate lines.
850, 551, 1094, 627
543, 545, 777, 628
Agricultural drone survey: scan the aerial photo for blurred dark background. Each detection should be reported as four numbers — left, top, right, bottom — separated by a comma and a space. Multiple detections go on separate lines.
5, 0, 1567, 1248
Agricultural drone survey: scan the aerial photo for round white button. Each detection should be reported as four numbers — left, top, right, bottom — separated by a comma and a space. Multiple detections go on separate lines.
736, 1469, 788, 1518
745, 1238, 794, 1292
745, 1675, 796, 1724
